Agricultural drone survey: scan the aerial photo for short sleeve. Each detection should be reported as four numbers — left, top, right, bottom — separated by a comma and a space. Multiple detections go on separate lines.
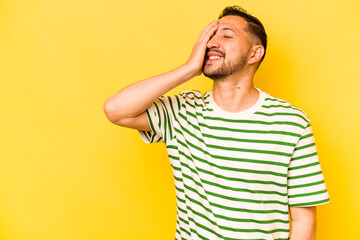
287, 122, 330, 207
138, 94, 182, 144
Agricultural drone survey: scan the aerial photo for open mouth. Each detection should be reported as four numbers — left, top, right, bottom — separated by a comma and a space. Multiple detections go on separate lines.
208, 55, 223, 60
206, 50, 224, 63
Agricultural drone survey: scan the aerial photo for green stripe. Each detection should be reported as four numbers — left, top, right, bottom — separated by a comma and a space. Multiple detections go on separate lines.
262, 104, 305, 114
178, 156, 287, 187
153, 101, 162, 129
203, 115, 305, 129
288, 189, 328, 199
287, 180, 325, 189
183, 173, 287, 197
255, 111, 308, 122
178, 111, 300, 137
145, 109, 157, 143
289, 198, 330, 207
168, 96, 177, 136
294, 142, 315, 151
287, 171, 323, 180
178, 217, 191, 236
302, 133, 313, 140
179, 216, 189, 225
175, 95, 181, 112
181, 99, 305, 128
162, 107, 168, 143
265, 97, 287, 104
170, 164, 181, 172
166, 144, 177, 149
174, 175, 183, 183
194, 100, 206, 108
179, 159, 288, 209
199, 122, 302, 137
178, 111, 302, 137
202, 133, 296, 147
185, 181, 288, 206
175, 228, 180, 238
175, 185, 184, 193
180, 145, 287, 180
187, 204, 289, 239
211, 153, 288, 167
211, 200, 288, 215
142, 130, 150, 142
176, 195, 186, 204
175, 126, 292, 165
145, 131, 152, 141
173, 167, 287, 198
291, 152, 317, 161
181, 90, 203, 100
190, 144, 288, 177
158, 98, 172, 143
178, 131, 288, 172
184, 193, 289, 223
179, 192, 288, 216
182, 107, 305, 129
288, 161, 319, 171
188, 216, 222, 239
188, 216, 289, 237
207, 143, 292, 157
168, 154, 180, 160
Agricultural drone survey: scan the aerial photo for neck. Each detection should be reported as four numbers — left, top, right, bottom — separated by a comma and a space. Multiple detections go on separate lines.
212, 72, 259, 113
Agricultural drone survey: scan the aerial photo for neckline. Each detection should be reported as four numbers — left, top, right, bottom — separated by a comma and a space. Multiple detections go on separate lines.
207, 87, 264, 118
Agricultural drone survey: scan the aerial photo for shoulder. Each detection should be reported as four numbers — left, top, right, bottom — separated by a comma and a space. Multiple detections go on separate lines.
178, 90, 208, 104
260, 90, 311, 126
155, 90, 205, 111
179, 90, 203, 99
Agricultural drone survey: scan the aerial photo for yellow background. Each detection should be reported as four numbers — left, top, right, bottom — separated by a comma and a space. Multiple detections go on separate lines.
1, 0, 359, 239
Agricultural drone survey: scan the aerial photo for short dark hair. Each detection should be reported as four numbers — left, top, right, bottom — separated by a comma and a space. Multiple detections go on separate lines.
219, 6, 267, 67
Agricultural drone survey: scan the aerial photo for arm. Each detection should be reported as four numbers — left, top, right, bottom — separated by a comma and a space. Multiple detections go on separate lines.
103, 20, 219, 131
289, 206, 317, 240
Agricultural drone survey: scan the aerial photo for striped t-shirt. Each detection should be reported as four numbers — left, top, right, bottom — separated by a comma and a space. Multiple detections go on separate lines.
138, 87, 330, 240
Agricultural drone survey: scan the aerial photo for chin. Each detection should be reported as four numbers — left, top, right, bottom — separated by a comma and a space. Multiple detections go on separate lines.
203, 65, 218, 76
203, 71, 225, 80
203, 66, 226, 80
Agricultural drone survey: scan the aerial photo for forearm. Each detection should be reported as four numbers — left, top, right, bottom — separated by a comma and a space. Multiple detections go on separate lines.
104, 64, 195, 122
104, 20, 219, 123
290, 219, 316, 240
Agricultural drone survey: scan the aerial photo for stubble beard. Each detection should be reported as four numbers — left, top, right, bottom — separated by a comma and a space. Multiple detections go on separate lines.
203, 51, 249, 80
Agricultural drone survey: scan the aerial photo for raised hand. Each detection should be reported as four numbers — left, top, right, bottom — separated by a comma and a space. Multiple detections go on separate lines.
185, 20, 219, 76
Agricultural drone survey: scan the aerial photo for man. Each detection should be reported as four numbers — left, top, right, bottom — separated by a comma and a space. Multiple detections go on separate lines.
104, 5, 330, 240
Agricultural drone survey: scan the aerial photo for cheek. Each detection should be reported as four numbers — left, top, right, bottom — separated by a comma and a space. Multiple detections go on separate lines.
225, 47, 244, 60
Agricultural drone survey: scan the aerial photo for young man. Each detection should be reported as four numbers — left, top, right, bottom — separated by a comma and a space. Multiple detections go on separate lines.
104, 6, 330, 240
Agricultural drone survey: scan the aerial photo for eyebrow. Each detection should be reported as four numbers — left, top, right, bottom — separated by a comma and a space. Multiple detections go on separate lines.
219, 27, 238, 35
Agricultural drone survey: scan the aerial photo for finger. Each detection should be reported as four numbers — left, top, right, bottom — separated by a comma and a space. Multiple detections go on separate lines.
198, 20, 218, 41
198, 20, 218, 39
199, 22, 218, 43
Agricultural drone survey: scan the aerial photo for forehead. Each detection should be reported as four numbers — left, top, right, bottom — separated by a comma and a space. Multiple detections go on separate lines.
218, 15, 248, 33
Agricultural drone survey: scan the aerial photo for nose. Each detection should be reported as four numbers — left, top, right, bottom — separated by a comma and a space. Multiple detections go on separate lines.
206, 34, 220, 49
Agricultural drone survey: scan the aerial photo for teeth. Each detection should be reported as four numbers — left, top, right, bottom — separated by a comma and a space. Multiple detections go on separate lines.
209, 55, 222, 60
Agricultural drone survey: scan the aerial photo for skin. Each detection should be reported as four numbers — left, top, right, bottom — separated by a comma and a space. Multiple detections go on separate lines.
104, 15, 317, 239
289, 206, 317, 240
203, 15, 264, 113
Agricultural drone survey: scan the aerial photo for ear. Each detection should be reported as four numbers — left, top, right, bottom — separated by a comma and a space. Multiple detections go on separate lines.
248, 45, 264, 65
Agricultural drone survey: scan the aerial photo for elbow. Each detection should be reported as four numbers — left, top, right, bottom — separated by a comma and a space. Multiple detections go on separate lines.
103, 99, 122, 124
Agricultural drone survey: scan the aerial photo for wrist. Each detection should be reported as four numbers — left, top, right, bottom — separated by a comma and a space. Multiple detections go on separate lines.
182, 62, 202, 78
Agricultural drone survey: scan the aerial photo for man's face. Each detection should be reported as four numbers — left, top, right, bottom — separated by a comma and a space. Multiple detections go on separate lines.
203, 15, 253, 80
